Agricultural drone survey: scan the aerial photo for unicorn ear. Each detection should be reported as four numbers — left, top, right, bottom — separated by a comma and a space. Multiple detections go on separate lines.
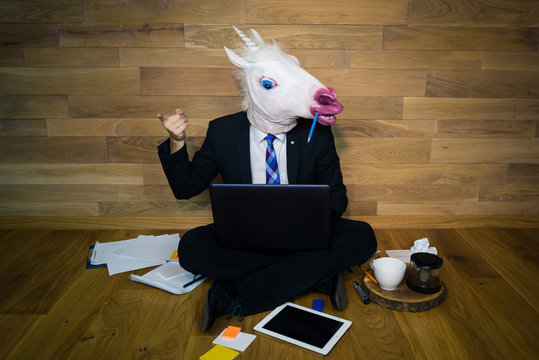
224, 46, 250, 68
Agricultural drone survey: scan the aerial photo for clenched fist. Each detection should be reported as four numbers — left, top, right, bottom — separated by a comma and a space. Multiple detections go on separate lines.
157, 108, 189, 154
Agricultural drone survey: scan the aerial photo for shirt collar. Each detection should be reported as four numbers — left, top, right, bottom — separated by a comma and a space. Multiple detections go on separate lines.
250, 124, 286, 144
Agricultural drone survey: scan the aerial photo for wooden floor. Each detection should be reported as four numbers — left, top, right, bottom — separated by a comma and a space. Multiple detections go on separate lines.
1, 226, 538, 359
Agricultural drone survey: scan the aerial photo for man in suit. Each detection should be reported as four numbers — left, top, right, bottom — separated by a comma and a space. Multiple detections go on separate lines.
157, 108, 377, 331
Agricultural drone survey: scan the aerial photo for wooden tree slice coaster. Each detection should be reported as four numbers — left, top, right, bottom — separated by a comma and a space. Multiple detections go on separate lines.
362, 273, 446, 312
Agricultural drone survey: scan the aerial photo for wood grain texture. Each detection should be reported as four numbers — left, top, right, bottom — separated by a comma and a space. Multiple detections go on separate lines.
479, 184, 539, 202
378, 201, 539, 215
0, 96, 68, 118
0, 0, 537, 218
426, 70, 539, 98
68, 95, 242, 119
1, 228, 537, 359
0, 184, 117, 201
0, 119, 48, 136
246, 0, 408, 25
117, 185, 181, 201
437, 120, 537, 138
0, 24, 58, 47
0, 137, 108, 163
1, 216, 538, 230
409, 0, 539, 26
457, 228, 539, 312
333, 120, 436, 138
347, 184, 478, 201
140, 67, 239, 96
143, 164, 169, 185
0, 0, 82, 23
0, 164, 144, 185
0, 67, 140, 95
46, 118, 169, 137
312, 69, 426, 96
350, 50, 482, 69
185, 24, 383, 50
431, 138, 539, 163
25, 48, 119, 66
107, 136, 165, 163
506, 164, 539, 184
338, 97, 403, 120
482, 52, 539, 71
404, 98, 539, 120
98, 200, 211, 216
0, 48, 25, 66
341, 164, 506, 185
384, 26, 537, 51
59, 24, 184, 48
0, 315, 42, 360
0, 201, 99, 216
336, 138, 431, 163
83, 0, 245, 24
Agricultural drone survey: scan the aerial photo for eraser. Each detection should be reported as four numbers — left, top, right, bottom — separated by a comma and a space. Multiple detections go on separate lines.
312, 299, 324, 312
221, 325, 241, 340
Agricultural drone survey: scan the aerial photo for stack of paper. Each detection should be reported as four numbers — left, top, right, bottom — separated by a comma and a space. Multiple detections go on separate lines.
90, 234, 180, 275
89, 233, 206, 294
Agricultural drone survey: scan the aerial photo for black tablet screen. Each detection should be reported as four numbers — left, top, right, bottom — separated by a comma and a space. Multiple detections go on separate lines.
261, 305, 344, 348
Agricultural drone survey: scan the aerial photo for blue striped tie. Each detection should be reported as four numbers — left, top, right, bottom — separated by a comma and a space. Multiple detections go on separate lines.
265, 134, 280, 184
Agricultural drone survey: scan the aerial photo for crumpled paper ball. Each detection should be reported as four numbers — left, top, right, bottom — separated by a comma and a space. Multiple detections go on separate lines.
410, 237, 437, 255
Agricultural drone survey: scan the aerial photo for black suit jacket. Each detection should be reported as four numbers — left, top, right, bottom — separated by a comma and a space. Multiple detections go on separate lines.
158, 111, 348, 218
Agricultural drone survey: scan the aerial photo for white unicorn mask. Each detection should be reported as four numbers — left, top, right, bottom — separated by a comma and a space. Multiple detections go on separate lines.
225, 26, 344, 135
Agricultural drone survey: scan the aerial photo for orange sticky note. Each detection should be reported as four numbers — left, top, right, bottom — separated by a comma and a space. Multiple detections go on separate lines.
221, 326, 241, 340
169, 250, 178, 260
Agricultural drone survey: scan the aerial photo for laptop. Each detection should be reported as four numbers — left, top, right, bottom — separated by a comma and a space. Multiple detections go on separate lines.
209, 184, 331, 250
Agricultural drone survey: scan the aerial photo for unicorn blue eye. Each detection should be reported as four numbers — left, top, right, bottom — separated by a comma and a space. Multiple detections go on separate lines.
259, 77, 278, 90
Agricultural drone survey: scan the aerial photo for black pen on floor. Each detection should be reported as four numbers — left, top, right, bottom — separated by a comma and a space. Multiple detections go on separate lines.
183, 275, 207, 288
353, 281, 370, 304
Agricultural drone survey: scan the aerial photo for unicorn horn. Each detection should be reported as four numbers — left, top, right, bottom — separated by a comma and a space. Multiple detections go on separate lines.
233, 25, 259, 51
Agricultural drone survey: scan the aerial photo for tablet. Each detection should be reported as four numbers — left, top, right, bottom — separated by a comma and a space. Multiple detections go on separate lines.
253, 302, 352, 355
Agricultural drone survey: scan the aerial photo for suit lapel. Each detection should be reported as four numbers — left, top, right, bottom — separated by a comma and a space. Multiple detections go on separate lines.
237, 114, 252, 184
286, 127, 300, 184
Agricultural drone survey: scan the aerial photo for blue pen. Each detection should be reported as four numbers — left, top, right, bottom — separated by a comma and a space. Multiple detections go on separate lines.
307, 112, 319, 143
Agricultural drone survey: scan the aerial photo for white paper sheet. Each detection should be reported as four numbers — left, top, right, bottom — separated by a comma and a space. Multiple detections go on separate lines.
116, 234, 180, 260
385, 249, 412, 263
213, 328, 257, 352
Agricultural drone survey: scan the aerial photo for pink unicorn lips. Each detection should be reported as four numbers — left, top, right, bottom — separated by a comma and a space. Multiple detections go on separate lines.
312, 87, 343, 125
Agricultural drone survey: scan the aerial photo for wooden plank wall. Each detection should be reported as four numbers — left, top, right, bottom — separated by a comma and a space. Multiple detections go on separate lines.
0, 0, 538, 222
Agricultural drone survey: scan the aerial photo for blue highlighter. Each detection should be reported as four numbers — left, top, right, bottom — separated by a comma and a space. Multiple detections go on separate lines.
307, 112, 319, 143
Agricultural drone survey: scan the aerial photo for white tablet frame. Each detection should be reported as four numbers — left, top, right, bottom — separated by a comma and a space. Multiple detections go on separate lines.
253, 302, 352, 356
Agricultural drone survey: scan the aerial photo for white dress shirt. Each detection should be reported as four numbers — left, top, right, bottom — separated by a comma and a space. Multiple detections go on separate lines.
249, 125, 289, 184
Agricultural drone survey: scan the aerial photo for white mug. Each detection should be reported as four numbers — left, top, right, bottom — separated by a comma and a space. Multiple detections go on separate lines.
370, 257, 406, 291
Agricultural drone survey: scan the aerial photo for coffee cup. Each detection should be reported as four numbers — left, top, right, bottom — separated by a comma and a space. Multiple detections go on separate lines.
370, 257, 406, 291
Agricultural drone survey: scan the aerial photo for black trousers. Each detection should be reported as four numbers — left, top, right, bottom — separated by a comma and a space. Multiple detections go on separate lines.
178, 217, 377, 315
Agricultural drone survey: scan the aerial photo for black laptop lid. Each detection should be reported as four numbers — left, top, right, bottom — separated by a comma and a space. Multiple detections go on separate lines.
209, 184, 331, 250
